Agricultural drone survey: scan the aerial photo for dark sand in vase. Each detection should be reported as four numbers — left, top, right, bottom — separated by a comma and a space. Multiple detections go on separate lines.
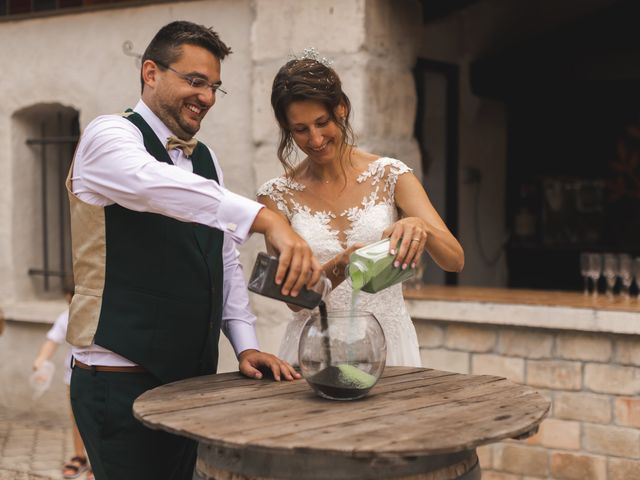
319, 301, 332, 365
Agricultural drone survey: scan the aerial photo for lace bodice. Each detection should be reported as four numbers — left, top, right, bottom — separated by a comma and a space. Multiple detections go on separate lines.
257, 157, 422, 367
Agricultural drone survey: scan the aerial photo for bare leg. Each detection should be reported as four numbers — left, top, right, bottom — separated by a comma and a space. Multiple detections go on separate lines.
68, 387, 86, 456
63, 387, 89, 478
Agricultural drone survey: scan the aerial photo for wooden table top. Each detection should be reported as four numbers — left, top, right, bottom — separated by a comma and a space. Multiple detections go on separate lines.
403, 285, 640, 312
133, 367, 549, 458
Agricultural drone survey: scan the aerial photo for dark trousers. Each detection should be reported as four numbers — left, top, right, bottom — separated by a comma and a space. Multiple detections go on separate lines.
70, 366, 197, 480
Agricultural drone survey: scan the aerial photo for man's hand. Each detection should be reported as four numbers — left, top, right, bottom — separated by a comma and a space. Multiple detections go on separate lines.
251, 208, 322, 297
238, 349, 301, 382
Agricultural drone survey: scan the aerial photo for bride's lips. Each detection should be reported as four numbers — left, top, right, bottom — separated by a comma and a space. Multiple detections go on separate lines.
309, 141, 330, 153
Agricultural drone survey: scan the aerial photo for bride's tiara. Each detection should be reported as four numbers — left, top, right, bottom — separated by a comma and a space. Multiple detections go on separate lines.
290, 47, 333, 68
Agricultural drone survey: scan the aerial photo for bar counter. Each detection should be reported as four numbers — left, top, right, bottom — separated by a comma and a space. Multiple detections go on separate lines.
403, 285, 640, 336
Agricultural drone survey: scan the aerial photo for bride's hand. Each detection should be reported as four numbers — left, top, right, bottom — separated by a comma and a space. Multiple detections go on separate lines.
382, 217, 429, 270
329, 244, 363, 279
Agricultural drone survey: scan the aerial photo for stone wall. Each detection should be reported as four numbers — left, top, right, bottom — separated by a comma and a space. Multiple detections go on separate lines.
416, 319, 640, 479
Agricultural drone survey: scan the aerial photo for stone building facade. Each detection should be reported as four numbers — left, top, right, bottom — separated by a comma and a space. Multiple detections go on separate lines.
0, 1, 633, 478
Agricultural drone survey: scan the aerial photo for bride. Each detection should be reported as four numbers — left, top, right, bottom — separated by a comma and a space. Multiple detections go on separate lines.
257, 52, 464, 367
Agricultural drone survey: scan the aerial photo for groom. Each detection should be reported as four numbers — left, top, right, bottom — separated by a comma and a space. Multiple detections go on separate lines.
66, 21, 321, 480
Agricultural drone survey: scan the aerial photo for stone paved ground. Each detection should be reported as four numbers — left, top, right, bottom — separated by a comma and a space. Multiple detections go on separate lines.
0, 411, 88, 480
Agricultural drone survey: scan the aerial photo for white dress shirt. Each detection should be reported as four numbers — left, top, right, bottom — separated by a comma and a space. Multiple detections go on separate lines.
71, 100, 262, 367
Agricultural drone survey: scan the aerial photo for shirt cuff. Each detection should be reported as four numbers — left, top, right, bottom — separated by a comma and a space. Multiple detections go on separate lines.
217, 190, 263, 244
225, 319, 260, 357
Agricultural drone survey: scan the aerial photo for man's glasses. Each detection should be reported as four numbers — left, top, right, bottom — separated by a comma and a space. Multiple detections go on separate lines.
154, 60, 227, 98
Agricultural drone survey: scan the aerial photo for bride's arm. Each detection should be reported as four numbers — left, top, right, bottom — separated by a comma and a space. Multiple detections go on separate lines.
387, 173, 464, 273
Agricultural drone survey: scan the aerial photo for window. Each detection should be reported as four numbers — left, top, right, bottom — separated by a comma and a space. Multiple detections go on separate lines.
13, 104, 78, 296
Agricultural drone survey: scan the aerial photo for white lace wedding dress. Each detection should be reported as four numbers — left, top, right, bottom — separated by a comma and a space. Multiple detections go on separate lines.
257, 157, 422, 367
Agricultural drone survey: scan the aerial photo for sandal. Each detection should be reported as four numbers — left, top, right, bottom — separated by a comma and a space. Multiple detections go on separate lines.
62, 456, 89, 479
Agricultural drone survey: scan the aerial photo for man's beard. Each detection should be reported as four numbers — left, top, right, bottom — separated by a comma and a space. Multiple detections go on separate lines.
158, 101, 199, 140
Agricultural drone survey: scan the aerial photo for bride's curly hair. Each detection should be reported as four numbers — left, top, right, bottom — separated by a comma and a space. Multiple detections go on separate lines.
271, 58, 356, 178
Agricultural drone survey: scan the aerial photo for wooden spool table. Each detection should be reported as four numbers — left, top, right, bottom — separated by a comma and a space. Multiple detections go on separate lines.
133, 367, 549, 480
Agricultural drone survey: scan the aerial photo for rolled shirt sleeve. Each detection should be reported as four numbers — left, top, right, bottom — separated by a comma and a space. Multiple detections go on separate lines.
71, 114, 262, 244
221, 235, 260, 355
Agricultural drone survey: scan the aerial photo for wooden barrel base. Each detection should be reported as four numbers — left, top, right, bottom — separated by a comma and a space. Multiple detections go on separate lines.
195, 443, 480, 480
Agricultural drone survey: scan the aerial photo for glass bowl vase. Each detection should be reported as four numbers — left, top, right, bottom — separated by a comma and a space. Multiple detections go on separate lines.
298, 309, 386, 400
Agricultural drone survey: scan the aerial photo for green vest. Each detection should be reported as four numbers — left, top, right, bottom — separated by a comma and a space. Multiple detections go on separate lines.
93, 111, 224, 383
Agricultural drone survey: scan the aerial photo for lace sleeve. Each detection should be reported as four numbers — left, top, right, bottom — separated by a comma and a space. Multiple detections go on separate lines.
256, 177, 299, 219
377, 158, 412, 201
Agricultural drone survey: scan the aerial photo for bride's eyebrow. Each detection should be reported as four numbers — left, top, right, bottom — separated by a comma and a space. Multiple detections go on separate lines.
290, 115, 330, 127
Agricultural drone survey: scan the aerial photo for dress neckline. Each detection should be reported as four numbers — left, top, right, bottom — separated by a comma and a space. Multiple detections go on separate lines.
285, 157, 392, 191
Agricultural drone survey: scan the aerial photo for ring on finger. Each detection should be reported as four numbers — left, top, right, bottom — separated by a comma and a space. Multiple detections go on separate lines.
411, 237, 420, 242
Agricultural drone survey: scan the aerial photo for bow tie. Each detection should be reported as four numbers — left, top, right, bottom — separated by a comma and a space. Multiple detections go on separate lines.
166, 136, 198, 157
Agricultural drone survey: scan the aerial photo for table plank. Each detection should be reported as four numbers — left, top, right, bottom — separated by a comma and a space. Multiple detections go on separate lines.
134, 367, 426, 417
134, 368, 549, 457
138, 373, 498, 444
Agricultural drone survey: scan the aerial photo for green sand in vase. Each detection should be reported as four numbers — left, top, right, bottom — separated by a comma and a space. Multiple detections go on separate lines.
308, 363, 378, 400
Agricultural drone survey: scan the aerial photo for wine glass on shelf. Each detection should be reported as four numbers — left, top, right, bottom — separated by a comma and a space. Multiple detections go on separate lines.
580, 253, 590, 295
618, 254, 633, 299
603, 253, 619, 298
633, 257, 640, 300
587, 253, 602, 297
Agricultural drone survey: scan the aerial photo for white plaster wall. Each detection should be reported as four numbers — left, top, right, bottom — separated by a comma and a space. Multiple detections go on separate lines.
0, 0, 427, 391
0, 0, 254, 302
0, 0, 256, 390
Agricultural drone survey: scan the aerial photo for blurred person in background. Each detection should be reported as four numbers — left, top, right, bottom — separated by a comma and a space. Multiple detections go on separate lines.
32, 284, 94, 480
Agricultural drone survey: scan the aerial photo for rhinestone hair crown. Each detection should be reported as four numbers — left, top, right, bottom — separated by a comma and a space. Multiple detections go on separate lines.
292, 47, 333, 68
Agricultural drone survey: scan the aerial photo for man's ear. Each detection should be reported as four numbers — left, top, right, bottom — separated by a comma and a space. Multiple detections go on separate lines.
141, 60, 160, 89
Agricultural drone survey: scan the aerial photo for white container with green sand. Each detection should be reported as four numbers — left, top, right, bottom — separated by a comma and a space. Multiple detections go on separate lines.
347, 238, 417, 294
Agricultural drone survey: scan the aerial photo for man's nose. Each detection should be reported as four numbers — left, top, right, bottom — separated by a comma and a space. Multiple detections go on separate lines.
198, 88, 215, 107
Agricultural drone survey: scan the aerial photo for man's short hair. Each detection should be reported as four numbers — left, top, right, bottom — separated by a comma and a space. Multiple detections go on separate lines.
140, 21, 232, 92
